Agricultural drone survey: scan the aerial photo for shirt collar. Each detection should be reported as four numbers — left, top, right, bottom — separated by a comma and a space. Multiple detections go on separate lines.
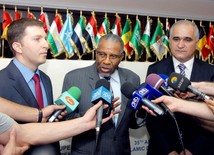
13, 58, 40, 83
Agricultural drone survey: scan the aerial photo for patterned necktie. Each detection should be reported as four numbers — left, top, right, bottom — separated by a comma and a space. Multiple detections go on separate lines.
33, 74, 44, 108
178, 63, 186, 77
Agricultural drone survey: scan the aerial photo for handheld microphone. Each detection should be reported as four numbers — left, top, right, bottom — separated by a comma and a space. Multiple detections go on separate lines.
48, 86, 81, 122
91, 79, 112, 133
147, 73, 176, 97
168, 72, 211, 100
146, 73, 175, 118
121, 82, 164, 115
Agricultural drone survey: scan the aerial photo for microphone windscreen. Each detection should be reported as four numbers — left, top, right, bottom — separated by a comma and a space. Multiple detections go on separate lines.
96, 79, 110, 90
121, 82, 137, 99
168, 72, 190, 92
67, 86, 81, 100
146, 73, 165, 89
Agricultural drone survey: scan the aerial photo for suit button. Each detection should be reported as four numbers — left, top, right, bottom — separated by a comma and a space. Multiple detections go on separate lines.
113, 137, 116, 141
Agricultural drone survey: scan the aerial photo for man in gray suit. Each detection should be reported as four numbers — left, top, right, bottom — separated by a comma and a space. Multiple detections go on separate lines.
0, 18, 60, 155
62, 34, 145, 155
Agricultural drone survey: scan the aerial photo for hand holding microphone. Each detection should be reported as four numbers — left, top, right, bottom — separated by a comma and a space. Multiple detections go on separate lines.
48, 86, 81, 122
91, 79, 112, 133
167, 72, 212, 101
121, 82, 164, 116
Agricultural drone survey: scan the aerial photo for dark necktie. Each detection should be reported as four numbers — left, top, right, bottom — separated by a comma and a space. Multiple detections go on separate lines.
178, 63, 186, 77
33, 73, 44, 108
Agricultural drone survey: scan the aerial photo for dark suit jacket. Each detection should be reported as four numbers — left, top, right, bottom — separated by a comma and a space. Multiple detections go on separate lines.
0, 61, 60, 155
146, 57, 214, 155
62, 62, 142, 155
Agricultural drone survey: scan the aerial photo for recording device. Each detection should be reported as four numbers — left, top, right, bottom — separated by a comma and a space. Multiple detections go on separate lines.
121, 82, 164, 115
48, 86, 81, 122
168, 72, 212, 100
91, 79, 112, 132
147, 73, 175, 97
146, 73, 175, 118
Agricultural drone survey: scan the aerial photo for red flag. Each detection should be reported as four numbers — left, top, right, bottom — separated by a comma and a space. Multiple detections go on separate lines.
27, 8, 36, 19
14, 7, 21, 20
206, 25, 214, 55
39, 8, 50, 33
1, 10, 13, 39
111, 13, 122, 36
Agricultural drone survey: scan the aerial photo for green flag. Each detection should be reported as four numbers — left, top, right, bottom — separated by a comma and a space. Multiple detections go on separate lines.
150, 20, 168, 60
129, 18, 142, 60
141, 18, 152, 58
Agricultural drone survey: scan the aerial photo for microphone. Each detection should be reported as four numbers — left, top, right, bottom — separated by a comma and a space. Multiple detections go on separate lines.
146, 73, 175, 118
48, 86, 81, 122
91, 79, 112, 133
121, 82, 164, 115
167, 72, 211, 100
146, 73, 176, 97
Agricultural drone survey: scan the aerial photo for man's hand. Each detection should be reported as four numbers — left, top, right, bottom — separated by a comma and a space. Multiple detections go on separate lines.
41, 105, 67, 122
0, 129, 29, 155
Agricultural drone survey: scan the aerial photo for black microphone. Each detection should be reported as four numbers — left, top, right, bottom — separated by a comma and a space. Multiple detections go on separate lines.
168, 72, 212, 101
91, 79, 112, 133
121, 82, 164, 115
146, 73, 175, 118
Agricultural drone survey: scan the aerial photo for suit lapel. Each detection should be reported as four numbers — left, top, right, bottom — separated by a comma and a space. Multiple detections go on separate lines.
8, 62, 39, 108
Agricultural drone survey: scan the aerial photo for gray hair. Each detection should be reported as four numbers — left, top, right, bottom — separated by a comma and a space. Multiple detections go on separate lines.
98, 34, 124, 54
169, 20, 199, 40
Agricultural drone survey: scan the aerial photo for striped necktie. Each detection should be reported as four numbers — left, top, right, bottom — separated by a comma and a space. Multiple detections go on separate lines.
178, 63, 186, 77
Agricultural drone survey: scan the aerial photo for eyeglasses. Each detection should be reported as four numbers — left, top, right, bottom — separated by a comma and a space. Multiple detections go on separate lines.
96, 51, 122, 60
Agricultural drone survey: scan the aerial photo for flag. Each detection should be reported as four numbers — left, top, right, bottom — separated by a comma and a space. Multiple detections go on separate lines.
95, 14, 110, 45
47, 12, 64, 57
14, 7, 21, 20
27, 7, 36, 19
162, 18, 170, 53
150, 19, 167, 61
60, 12, 74, 58
1, 9, 13, 40
205, 24, 214, 57
110, 13, 122, 36
141, 17, 152, 58
82, 11, 97, 53
129, 17, 142, 60
71, 13, 87, 57
197, 24, 211, 61
121, 16, 133, 58
39, 8, 50, 33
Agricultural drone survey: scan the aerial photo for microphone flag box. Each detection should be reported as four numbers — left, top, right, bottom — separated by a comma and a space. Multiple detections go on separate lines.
55, 92, 79, 113
91, 86, 111, 104
130, 86, 150, 110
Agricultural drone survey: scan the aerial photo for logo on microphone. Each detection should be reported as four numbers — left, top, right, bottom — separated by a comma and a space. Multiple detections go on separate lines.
170, 76, 178, 84
65, 96, 75, 105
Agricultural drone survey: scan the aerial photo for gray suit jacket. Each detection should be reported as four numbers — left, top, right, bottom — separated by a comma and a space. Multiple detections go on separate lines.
0, 61, 60, 155
62, 62, 141, 155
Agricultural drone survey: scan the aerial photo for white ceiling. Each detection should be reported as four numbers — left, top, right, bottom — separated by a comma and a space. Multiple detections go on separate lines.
1, 0, 214, 21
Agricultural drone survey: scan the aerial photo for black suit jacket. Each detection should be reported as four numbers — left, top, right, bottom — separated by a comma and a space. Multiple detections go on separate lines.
62, 62, 142, 155
146, 57, 214, 155
0, 61, 60, 155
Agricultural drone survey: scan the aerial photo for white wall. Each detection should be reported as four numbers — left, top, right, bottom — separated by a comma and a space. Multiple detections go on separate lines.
0, 58, 153, 155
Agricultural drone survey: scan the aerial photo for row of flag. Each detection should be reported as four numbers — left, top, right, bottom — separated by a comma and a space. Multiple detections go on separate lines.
1, 5, 214, 62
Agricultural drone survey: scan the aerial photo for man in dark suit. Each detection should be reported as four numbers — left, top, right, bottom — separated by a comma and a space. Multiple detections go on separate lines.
146, 20, 214, 155
62, 34, 145, 155
0, 18, 60, 155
